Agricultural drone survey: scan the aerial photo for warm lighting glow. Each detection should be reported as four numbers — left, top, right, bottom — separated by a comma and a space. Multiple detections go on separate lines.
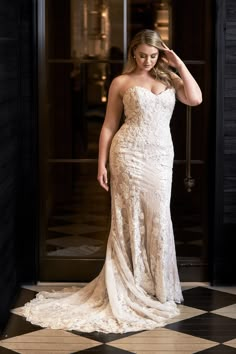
70, 0, 110, 58
154, 0, 171, 46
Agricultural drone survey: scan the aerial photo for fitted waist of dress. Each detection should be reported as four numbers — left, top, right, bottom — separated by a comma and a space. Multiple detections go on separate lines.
114, 123, 173, 148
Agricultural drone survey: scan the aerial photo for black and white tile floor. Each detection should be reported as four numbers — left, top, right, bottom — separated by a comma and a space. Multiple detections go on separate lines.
1, 283, 236, 353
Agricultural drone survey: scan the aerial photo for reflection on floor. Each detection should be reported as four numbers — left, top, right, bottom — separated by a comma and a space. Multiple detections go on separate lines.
47, 164, 111, 258
47, 234, 106, 257
47, 212, 109, 257
1, 283, 236, 353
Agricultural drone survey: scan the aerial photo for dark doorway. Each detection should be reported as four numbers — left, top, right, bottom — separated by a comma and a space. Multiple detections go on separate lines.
38, 0, 213, 281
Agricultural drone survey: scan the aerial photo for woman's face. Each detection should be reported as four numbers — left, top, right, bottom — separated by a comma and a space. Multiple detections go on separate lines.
134, 44, 159, 72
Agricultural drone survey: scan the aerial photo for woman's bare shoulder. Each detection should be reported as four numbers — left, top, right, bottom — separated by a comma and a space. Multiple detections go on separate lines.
109, 75, 132, 95
111, 74, 131, 87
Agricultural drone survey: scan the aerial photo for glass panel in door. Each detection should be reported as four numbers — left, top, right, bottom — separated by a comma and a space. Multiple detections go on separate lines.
39, 0, 125, 281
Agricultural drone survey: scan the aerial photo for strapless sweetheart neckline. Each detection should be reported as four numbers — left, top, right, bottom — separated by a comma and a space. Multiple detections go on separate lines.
122, 85, 174, 100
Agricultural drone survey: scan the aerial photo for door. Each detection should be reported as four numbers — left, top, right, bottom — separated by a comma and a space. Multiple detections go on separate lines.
38, 0, 213, 281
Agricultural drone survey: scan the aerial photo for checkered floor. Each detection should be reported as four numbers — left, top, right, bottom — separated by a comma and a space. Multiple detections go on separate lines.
1, 284, 236, 353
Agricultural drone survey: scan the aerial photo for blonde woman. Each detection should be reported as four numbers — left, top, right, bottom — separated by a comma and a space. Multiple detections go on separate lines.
98, 29, 202, 191
17, 29, 202, 334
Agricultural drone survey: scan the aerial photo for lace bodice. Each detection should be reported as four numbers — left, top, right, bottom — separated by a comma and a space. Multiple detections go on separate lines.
116, 86, 175, 147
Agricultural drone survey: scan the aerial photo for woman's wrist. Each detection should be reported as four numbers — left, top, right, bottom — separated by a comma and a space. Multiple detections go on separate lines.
176, 61, 186, 73
98, 161, 107, 170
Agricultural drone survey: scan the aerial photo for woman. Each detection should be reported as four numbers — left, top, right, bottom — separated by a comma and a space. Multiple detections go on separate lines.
16, 29, 202, 333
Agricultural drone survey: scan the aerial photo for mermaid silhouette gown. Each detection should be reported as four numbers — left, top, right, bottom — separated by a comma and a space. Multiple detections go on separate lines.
15, 86, 183, 333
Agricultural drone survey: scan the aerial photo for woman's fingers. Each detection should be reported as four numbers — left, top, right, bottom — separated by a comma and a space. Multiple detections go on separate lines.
161, 47, 183, 69
161, 42, 170, 50
97, 172, 109, 192
102, 174, 109, 191
98, 177, 109, 191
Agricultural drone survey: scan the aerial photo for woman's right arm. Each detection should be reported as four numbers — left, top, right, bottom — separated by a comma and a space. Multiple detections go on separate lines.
97, 78, 124, 191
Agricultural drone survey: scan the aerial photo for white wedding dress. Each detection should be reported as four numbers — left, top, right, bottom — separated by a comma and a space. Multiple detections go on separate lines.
15, 86, 183, 333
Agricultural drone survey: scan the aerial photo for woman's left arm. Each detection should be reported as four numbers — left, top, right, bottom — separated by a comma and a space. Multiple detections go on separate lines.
162, 44, 202, 106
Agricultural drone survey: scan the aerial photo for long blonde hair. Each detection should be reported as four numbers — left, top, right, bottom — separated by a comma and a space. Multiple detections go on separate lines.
123, 29, 173, 87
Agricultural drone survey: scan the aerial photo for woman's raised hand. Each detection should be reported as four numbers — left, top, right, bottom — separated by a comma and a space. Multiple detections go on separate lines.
97, 166, 109, 192
161, 43, 184, 70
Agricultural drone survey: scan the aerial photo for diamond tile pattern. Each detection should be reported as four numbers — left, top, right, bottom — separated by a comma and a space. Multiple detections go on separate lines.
0, 347, 18, 354
224, 338, 236, 349
0, 286, 236, 354
165, 312, 236, 343
211, 304, 236, 319
0, 329, 101, 354
74, 344, 136, 353
181, 287, 236, 311
108, 328, 217, 353
72, 330, 143, 344
195, 344, 236, 353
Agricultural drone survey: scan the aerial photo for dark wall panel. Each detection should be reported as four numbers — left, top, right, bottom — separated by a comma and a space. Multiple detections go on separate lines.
0, 0, 36, 331
0, 0, 19, 332
15, 0, 38, 283
212, 0, 236, 284
0, 0, 19, 330
225, 0, 236, 227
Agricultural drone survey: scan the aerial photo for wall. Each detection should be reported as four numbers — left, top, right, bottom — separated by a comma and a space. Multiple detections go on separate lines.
0, 0, 36, 330
212, 0, 236, 284
15, 0, 38, 284
224, 2, 236, 227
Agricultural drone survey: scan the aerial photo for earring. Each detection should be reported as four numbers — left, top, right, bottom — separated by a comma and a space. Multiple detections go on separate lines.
133, 56, 136, 59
